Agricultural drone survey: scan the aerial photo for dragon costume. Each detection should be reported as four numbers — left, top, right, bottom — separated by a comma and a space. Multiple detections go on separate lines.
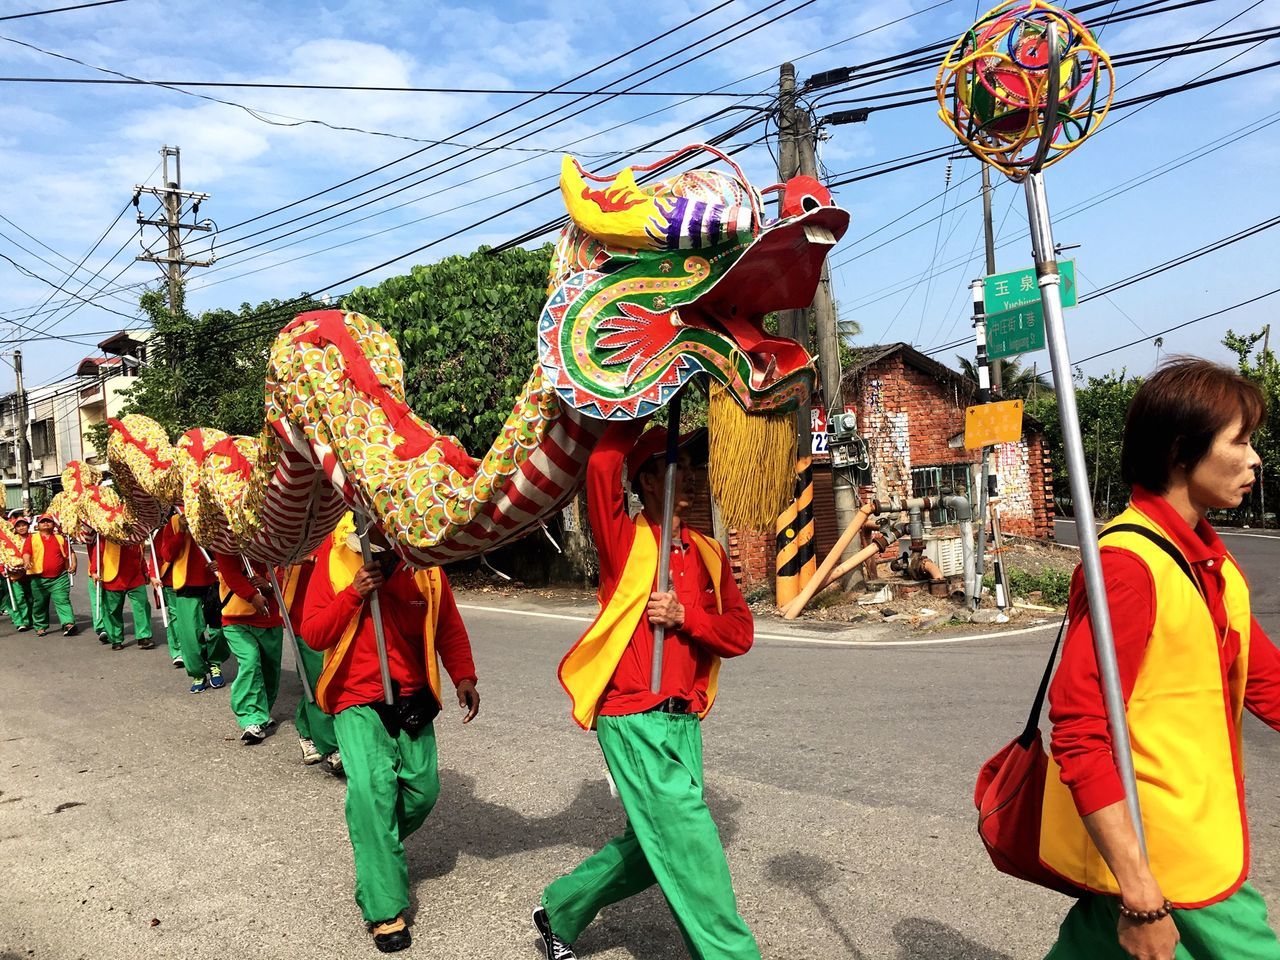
54, 145, 849, 563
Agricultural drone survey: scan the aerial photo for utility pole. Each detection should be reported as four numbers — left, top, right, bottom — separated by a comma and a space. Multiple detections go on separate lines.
135, 145, 213, 315
13, 349, 30, 515
787, 64, 865, 589
773, 63, 818, 605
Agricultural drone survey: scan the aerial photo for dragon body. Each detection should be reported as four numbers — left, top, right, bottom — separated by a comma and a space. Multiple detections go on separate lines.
55, 146, 848, 564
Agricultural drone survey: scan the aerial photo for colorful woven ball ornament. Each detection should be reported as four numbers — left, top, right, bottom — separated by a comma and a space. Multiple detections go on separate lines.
936, 0, 1114, 178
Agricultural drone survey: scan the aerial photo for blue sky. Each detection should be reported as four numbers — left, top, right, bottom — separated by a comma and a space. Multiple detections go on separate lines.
0, 0, 1276, 390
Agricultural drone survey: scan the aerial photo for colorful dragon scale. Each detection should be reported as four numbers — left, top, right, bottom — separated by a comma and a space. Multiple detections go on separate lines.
59, 146, 846, 564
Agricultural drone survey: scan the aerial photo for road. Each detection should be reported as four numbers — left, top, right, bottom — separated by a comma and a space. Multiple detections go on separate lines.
3, 566, 1280, 958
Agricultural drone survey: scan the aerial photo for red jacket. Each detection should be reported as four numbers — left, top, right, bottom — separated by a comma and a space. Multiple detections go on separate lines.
1048, 486, 1280, 816
302, 539, 476, 714
214, 552, 282, 628
101, 541, 147, 592
589, 422, 753, 717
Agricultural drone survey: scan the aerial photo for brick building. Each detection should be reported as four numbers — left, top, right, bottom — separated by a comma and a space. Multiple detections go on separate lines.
724, 343, 1055, 587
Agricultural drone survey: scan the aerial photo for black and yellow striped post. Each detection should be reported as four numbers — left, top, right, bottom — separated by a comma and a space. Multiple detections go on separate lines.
775, 454, 817, 606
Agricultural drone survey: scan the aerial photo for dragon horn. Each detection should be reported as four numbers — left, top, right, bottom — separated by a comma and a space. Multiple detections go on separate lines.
560, 155, 665, 252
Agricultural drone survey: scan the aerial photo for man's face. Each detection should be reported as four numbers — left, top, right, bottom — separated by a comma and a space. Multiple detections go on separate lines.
37, 519, 53, 534
638, 451, 699, 518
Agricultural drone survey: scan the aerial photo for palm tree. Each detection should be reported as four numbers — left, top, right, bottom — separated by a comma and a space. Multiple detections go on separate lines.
954, 354, 1053, 400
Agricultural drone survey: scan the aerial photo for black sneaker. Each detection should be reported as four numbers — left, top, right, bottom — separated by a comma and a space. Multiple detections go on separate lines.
371, 917, 411, 953
110, 642, 123, 651
97, 631, 109, 644
533, 907, 576, 960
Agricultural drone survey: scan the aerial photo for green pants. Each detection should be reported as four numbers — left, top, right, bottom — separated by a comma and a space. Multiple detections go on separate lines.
8, 579, 30, 628
171, 591, 218, 681
333, 706, 440, 924
86, 579, 105, 634
293, 637, 337, 755
30, 572, 75, 631
162, 586, 181, 659
102, 586, 154, 646
206, 624, 229, 665
1047, 884, 1280, 959
224, 623, 283, 728
542, 712, 760, 959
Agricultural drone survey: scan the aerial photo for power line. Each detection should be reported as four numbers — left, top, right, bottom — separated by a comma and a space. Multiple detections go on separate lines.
0, 0, 126, 21
0, 76, 768, 97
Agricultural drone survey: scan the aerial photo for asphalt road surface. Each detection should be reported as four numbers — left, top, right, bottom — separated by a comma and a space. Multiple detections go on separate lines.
3, 562, 1280, 959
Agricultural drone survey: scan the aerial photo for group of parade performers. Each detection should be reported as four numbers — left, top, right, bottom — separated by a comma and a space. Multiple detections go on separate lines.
8, 357, 1280, 960
1, 422, 764, 958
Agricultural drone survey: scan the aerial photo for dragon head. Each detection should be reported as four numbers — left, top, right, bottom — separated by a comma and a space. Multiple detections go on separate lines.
538, 146, 849, 420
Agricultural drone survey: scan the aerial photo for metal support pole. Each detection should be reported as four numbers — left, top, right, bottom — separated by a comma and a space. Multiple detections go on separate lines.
357, 514, 396, 706
266, 566, 314, 705
1025, 167, 1146, 853
650, 392, 683, 694
94, 536, 102, 617
147, 533, 169, 628
970, 280, 992, 608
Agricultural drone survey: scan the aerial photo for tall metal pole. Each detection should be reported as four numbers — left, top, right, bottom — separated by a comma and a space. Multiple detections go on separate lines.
650, 392, 683, 693
148, 533, 169, 628
13, 349, 30, 515
981, 165, 1001, 394
1025, 168, 1146, 853
357, 514, 395, 706
266, 566, 314, 705
970, 281, 992, 607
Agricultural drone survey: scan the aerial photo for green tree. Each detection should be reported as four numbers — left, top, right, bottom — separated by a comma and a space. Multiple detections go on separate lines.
953, 354, 1053, 400
343, 244, 553, 455
85, 291, 323, 454
1026, 368, 1139, 518
1223, 327, 1279, 525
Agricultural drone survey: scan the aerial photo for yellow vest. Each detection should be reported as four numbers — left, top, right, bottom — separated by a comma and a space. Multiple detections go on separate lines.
30, 533, 67, 575
1040, 504, 1252, 907
313, 543, 444, 715
219, 572, 261, 619
558, 517, 726, 730
101, 540, 121, 584
165, 515, 194, 590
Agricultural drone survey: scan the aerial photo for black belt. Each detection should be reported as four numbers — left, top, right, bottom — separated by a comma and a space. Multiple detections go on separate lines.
647, 696, 692, 714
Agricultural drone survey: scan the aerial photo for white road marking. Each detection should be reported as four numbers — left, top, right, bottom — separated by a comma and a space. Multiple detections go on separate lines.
456, 602, 1058, 648
1055, 519, 1280, 541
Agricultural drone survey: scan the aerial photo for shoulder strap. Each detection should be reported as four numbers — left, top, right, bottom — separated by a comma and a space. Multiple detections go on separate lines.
1019, 612, 1068, 747
1101, 522, 1204, 602
1019, 523, 1208, 743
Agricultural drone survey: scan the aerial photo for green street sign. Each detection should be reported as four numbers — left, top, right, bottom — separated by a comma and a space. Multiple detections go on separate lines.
984, 260, 1077, 361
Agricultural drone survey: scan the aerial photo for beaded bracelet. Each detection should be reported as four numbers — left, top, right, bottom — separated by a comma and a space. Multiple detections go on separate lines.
1118, 899, 1173, 923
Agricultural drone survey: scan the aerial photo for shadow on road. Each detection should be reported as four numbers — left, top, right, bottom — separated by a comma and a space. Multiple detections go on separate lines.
404, 770, 744, 958
893, 916, 1017, 960
766, 851, 867, 959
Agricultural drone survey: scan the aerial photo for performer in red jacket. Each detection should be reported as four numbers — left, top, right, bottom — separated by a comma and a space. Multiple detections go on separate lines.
23, 514, 77, 636
156, 513, 223, 691
534, 421, 759, 960
281, 554, 339, 770
214, 552, 283, 743
303, 513, 479, 954
90, 537, 152, 651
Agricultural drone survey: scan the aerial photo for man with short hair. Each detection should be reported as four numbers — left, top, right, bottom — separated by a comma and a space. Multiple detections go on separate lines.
23, 514, 76, 636
534, 421, 760, 960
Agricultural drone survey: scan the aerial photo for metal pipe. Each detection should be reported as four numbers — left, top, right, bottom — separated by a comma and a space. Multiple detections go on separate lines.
266, 566, 315, 705
94, 536, 101, 621
824, 529, 898, 584
356, 514, 396, 706
147, 532, 169, 629
1025, 163, 1146, 853
781, 500, 879, 620
941, 494, 977, 603
651, 392, 683, 694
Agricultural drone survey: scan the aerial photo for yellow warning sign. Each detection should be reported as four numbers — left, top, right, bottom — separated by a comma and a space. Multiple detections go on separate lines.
964, 399, 1024, 449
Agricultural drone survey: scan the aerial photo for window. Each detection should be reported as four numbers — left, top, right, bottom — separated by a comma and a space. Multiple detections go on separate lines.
30, 419, 54, 459
910, 463, 974, 500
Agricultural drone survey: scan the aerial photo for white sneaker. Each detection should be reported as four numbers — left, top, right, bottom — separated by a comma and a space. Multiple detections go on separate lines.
299, 737, 322, 764
240, 724, 266, 744
324, 750, 343, 775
